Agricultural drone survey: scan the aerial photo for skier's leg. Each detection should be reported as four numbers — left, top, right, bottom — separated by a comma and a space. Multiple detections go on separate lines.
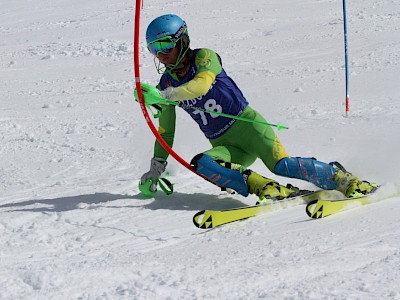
233, 107, 289, 171
235, 108, 377, 197
191, 146, 299, 200
274, 157, 378, 197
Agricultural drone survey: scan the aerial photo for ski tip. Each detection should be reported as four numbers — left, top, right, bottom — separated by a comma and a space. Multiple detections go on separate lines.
193, 210, 215, 229
305, 199, 321, 219
192, 210, 205, 228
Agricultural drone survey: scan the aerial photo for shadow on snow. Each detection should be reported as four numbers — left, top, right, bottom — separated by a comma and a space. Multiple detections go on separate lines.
0, 192, 249, 213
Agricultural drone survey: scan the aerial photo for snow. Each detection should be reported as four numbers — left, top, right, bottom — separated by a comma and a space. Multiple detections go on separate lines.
1, 0, 400, 299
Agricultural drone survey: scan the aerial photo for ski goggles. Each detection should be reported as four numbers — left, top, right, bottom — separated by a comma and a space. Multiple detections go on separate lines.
147, 37, 176, 56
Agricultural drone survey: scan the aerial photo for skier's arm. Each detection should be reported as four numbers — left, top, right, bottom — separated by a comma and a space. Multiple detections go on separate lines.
153, 104, 176, 160
170, 48, 222, 101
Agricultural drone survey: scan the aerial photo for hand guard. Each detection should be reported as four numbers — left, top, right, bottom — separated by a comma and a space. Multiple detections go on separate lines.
140, 157, 167, 192
134, 83, 173, 106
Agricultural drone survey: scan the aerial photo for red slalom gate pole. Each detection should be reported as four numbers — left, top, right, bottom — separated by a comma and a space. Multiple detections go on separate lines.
133, 0, 198, 175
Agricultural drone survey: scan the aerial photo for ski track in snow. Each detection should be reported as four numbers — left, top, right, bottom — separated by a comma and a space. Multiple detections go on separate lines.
1, 0, 400, 299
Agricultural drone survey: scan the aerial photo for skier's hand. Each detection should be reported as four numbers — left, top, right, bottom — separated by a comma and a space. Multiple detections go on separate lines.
159, 87, 174, 100
140, 157, 167, 192
134, 83, 172, 106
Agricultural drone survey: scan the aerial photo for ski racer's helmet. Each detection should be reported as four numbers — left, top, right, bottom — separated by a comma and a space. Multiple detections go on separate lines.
146, 14, 190, 72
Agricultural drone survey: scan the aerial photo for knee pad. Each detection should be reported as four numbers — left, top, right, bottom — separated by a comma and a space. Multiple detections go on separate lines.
190, 154, 249, 196
274, 157, 338, 190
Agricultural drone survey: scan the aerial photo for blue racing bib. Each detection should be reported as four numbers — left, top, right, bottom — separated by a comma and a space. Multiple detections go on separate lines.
159, 49, 248, 139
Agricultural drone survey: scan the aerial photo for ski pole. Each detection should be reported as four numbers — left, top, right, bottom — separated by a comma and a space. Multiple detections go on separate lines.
343, 0, 350, 117
163, 98, 289, 130
134, 83, 289, 130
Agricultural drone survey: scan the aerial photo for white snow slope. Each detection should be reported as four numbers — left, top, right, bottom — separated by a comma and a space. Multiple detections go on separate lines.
1, 0, 400, 299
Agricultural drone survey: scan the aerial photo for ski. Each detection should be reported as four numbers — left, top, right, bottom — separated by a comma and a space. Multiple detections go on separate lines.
193, 190, 328, 229
306, 194, 374, 219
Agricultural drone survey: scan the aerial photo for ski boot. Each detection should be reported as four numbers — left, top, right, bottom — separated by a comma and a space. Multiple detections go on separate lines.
245, 170, 303, 204
331, 162, 378, 198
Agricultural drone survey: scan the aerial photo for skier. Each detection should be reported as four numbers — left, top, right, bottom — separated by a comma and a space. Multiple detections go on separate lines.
137, 14, 377, 202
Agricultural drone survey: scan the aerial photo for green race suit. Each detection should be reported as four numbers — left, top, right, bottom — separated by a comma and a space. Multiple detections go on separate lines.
154, 48, 289, 171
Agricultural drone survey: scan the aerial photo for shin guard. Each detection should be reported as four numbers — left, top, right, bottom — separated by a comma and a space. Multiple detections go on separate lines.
274, 157, 338, 190
190, 154, 249, 196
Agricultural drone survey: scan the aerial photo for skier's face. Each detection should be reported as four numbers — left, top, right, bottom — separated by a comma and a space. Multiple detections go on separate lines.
156, 46, 179, 66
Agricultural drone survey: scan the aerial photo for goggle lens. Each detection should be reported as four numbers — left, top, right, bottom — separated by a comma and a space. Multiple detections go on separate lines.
148, 38, 176, 56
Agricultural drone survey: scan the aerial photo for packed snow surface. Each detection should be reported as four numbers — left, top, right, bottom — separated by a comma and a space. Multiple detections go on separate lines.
1, 0, 400, 299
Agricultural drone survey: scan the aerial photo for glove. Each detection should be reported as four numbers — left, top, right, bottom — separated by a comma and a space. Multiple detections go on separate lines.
140, 157, 167, 192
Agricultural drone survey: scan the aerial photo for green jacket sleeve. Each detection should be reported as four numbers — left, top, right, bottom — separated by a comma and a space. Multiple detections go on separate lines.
170, 48, 222, 101
153, 104, 176, 160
